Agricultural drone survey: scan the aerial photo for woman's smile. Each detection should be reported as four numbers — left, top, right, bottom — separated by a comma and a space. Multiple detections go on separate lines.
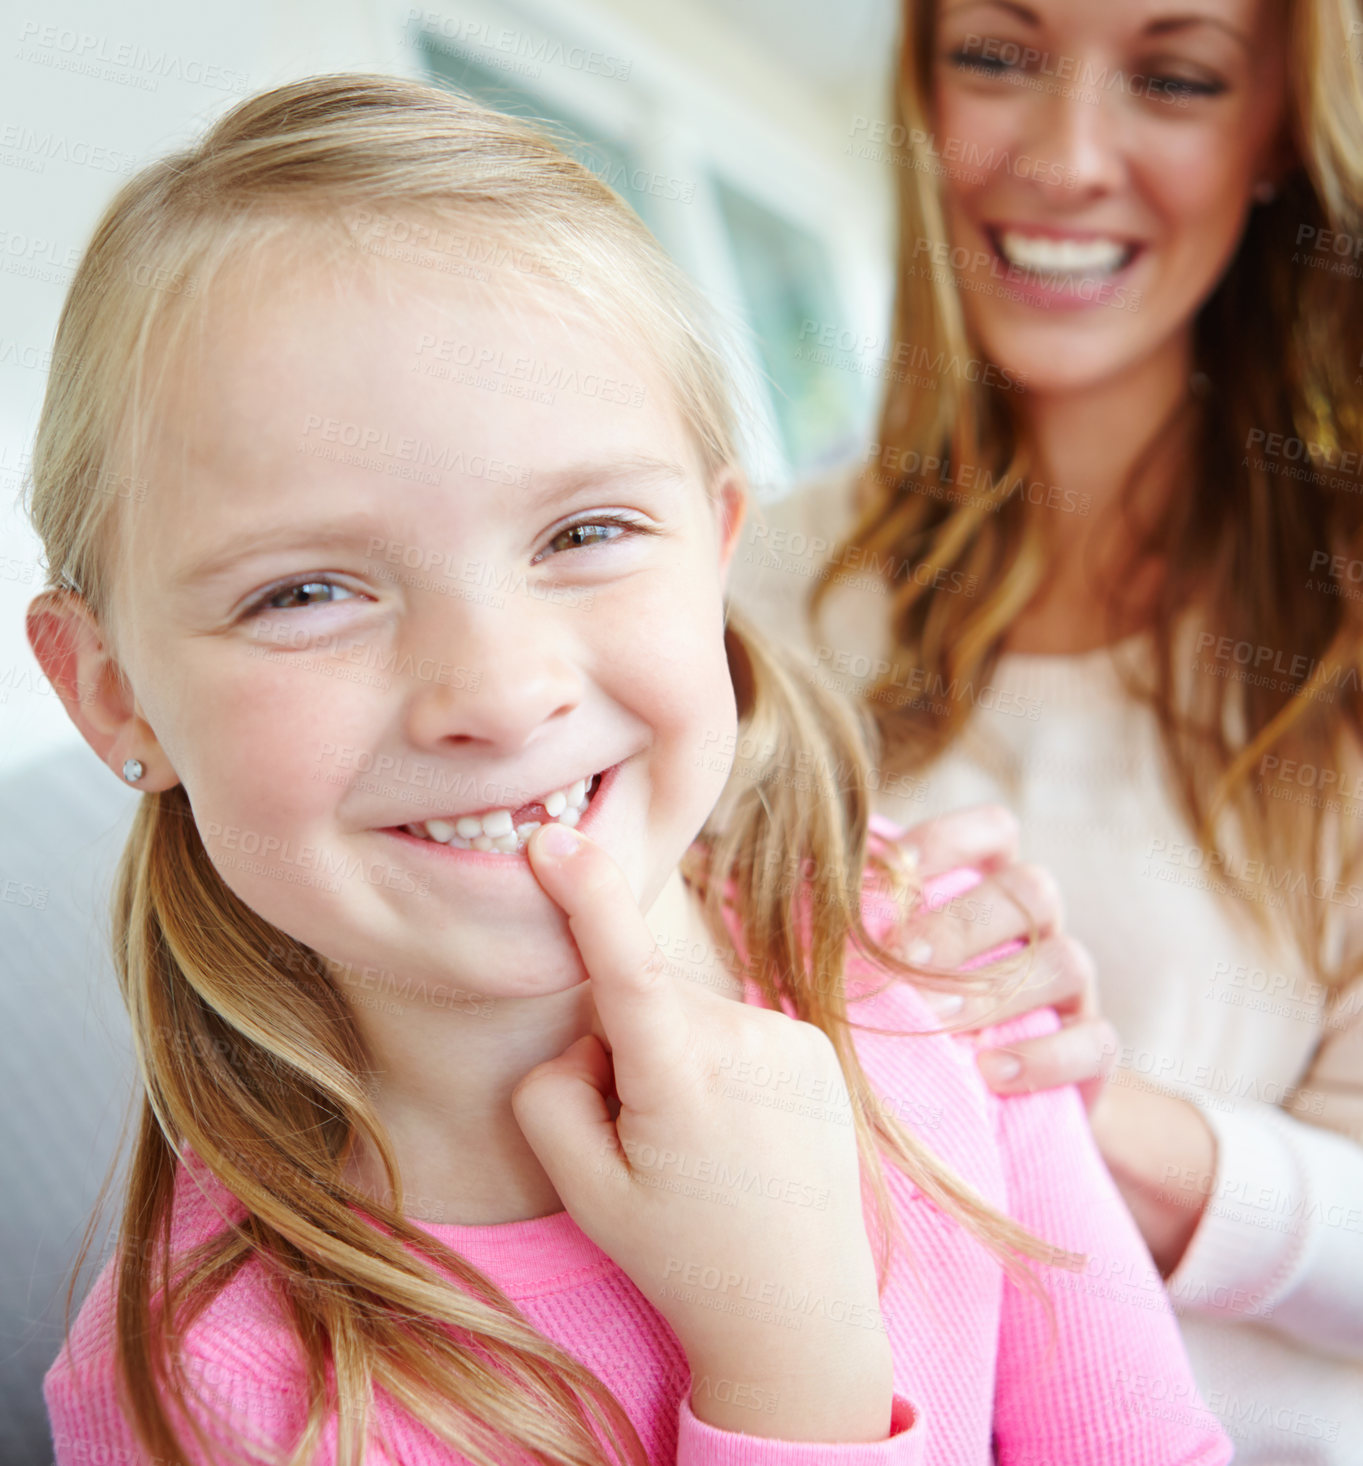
932, 0, 1290, 391
980, 219, 1148, 310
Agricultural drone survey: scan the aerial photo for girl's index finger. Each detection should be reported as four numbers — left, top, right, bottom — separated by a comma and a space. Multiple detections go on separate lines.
526, 823, 694, 1104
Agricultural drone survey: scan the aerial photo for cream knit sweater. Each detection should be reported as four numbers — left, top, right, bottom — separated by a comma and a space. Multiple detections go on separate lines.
729, 470, 1363, 1466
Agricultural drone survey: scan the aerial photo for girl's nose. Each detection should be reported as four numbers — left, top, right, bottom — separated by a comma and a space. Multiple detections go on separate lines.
402, 600, 583, 752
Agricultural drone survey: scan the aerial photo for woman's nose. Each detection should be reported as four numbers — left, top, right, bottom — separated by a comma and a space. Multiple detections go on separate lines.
401, 596, 583, 752
1023, 80, 1127, 200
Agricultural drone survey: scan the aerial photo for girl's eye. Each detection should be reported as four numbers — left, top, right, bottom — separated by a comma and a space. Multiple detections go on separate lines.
240, 517, 653, 616
537, 515, 654, 561
246, 579, 358, 615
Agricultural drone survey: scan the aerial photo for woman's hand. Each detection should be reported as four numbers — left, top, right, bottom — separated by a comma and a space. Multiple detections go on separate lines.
887, 805, 1119, 1110
892, 807, 1215, 1272
511, 823, 894, 1445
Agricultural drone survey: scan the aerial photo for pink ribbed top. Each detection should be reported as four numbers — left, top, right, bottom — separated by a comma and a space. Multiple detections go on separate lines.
45, 815, 1233, 1464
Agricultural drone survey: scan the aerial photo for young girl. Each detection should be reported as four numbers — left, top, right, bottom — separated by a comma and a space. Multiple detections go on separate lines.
29, 74, 1231, 1466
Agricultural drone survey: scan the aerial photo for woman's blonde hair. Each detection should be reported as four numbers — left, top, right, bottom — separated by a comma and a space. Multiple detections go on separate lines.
28, 74, 1076, 1466
814, 0, 1363, 998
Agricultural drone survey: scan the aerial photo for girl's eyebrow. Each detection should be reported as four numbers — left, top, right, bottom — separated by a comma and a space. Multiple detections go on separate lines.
524, 455, 689, 510
170, 511, 393, 589
169, 458, 690, 589
170, 511, 396, 590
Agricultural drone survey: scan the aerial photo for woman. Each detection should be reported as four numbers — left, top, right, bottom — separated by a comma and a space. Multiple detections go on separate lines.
732, 0, 1363, 1460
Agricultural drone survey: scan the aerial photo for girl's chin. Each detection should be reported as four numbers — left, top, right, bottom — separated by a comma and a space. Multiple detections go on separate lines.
333, 946, 591, 1007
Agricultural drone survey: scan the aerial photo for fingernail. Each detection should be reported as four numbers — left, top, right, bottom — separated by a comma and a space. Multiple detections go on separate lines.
978, 1050, 1022, 1085
924, 991, 963, 1016
906, 938, 933, 965
537, 824, 581, 858
900, 844, 920, 872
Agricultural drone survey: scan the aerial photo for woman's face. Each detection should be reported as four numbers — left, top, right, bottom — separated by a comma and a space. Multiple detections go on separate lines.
102, 244, 744, 1002
929, 0, 1291, 394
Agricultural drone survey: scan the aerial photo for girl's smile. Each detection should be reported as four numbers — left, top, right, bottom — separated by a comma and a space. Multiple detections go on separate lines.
383, 757, 621, 863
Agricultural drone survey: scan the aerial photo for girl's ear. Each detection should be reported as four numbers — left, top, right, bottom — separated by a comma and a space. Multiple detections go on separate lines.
713, 465, 749, 587
25, 589, 180, 791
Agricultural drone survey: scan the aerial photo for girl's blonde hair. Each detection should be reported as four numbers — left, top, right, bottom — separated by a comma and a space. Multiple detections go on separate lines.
28, 74, 1074, 1466
814, 0, 1363, 1000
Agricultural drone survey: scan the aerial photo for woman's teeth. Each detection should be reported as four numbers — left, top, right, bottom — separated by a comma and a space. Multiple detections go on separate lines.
995, 229, 1133, 277
403, 774, 599, 855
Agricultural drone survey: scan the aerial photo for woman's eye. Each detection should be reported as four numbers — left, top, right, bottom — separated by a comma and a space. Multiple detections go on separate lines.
247, 579, 358, 615
946, 47, 1011, 76
943, 46, 1225, 100
1150, 74, 1225, 100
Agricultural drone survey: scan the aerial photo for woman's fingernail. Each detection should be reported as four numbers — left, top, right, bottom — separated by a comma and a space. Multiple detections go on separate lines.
921, 866, 983, 910
925, 992, 964, 1016
537, 824, 581, 858
900, 843, 921, 872
978, 1050, 1022, 1085
906, 938, 933, 965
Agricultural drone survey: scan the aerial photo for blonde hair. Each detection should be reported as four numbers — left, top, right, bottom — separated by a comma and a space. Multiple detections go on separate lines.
28, 74, 1076, 1466
813, 0, 1363, 998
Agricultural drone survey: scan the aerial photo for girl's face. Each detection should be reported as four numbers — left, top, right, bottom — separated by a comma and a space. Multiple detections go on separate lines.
111, 245, 745, 1000
929, 0, 1290, 393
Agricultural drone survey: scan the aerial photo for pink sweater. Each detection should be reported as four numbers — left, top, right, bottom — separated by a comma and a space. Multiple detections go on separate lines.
46, 815, 1233, 1464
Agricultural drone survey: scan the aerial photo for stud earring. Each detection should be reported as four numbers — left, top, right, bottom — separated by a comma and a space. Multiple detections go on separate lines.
122, 758, 145, 783
1252, 178, 1277, 205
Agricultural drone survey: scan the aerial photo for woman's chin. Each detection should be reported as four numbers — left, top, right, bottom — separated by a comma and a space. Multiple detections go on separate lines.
974, 330, 1154, 400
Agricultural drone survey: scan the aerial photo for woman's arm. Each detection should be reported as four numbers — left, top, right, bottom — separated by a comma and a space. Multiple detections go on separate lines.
1144, 972, 1363, 1359
879, 804, 1363, 1361
981, 1005, 1233, 1465
1086, 1082, 1216, 1277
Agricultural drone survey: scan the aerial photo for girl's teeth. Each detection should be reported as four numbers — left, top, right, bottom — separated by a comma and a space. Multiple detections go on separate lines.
408, 774, 599, 854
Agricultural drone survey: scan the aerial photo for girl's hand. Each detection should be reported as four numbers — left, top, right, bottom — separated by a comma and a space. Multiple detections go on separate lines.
511, 824, 894, 1445
887, 805, 1119, 1110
